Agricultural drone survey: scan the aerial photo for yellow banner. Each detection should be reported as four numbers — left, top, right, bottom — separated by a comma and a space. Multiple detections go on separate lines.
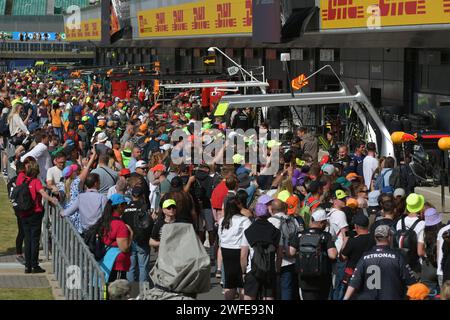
137, 0, 253, 38
321, 0, 450, 29
64, 19, 101, 41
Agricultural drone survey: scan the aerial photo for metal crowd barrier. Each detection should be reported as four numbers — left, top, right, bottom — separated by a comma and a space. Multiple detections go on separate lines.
43, 200, 106, 300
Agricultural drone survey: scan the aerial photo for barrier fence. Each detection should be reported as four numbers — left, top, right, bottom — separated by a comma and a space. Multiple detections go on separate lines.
42, 200, 106, 300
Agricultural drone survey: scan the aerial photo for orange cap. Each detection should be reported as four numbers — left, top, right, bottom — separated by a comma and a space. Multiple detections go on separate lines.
77, 124, 84, 130
98, 120, 106, 127
346, 173, 361, 181
286, 195, 300, 215
139, 123, 148, 132
346, 198, 358, 209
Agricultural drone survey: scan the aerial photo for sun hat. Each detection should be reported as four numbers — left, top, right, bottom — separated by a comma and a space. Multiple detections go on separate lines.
162, 199, 176, 209
277, 190, 291, 203
406, 193, 425, 213
424, 208, 442, 226
97, 132, 108, 143
110, 193, 130, 206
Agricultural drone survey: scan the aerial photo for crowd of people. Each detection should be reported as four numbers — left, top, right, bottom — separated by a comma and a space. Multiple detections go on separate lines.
1, 69, 450, 300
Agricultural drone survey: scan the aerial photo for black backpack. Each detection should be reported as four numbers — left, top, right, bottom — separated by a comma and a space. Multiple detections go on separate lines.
393, 217, 420, 267
83, 217, 120, 261
250, 241, 277, 284
298, 232, 326, 277
0, 114, 10, 137
274, 215, 299, 248
389, 165, 416, 194
10, 178, 34, 214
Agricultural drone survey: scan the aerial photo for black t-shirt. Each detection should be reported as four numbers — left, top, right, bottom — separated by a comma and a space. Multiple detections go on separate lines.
232, 111, 250, 131
244, 218, 281, 248
349, 245, 417, 300
122, 199, 153, 248
341, 234, 373, 269
289, 228, 335, 291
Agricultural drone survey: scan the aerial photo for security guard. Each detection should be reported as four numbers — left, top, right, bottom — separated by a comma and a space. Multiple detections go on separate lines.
343, 225, 417, 300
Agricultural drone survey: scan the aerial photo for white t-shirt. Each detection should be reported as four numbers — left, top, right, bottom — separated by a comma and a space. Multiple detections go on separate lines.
46, 166, 62, 185
21, 142, 52, 182
327, 208, 348, 252
436, 224, 450, 276
363, 155, 378, 190
395, 216, 425, 244
268, 212, 298, 267
218, 215, 251, 249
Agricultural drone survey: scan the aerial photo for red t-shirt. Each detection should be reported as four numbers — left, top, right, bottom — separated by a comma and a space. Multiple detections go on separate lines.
102, 212, 131, 272
16, 172, 44, 216
210, 181, 228, 210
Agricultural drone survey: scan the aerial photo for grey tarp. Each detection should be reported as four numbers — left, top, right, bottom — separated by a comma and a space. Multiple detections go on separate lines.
143, 223, 211, 300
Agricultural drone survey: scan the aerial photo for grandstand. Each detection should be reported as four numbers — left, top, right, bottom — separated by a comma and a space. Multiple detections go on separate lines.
6, 0, 91, 15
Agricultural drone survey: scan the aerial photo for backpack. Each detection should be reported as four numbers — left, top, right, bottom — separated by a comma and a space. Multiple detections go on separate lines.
274, 215, 299, 248
0, 114, 10, 137
375, 169, 394, 193
250, 242, 277, 284
83, 217, 120, 261
133, 207, 152, 241
298, 232, 326, 277
393, 217, 420, 267
389, 165, 416, 194
10, 178, 34, 214
299, 194, 320, 228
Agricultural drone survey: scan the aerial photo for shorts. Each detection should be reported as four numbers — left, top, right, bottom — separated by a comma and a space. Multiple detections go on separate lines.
244, 272, 277, 299
198, 208, 214, 232
221, 247, 243, 289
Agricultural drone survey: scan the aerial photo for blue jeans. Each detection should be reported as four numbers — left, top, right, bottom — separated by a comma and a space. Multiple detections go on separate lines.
127, 242, 150, 283
331, 261, 347, 300
53, 127, 63, 142
279, 264, 299, 300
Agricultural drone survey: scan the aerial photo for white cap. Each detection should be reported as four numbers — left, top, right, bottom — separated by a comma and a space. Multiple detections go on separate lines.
135, 160, 147, 169
160, 144, 172, 151
311, 209, 328, 222
394, 188, 406, 198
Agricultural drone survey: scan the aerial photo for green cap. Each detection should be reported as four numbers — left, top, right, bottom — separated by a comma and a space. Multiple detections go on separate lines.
267, 140, 282, 149
277, 190, 291, 203
185, 113, 191, 119
232, 154, 244, 164
162, 199, 176, 209
334, 189, 348, 200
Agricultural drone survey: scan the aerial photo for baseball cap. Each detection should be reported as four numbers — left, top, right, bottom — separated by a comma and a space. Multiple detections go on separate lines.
131, 186, 143, 197
150, 164, 165, 172
424, 208, 442, 226
97, 132, 108, 143
159, 133, 169, 142
255, 203, 269, 217
352, 213, 369, 228
162, 199, 176, 209
334, 189, 348, 201
406, 193, 425, 213
407, 283, 430, 300
311, 209, 328, 222
110, 194, 130, 206
119, 168, 131, 177
346, 173, 361, 181
393, 188, 406, 198
277, 190, 291, 203
62, 164, 78, 179
135, 160, 148, 169
374, 224, 393, 239
257, 195, 273, 205
237, 172, 251, 189
368, 190, 381, 207
286, 195, 299, 215
336, 176, 351, 188
346, 198, 358, 209
322, 164, 335, 176
232, 154, 244, 164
